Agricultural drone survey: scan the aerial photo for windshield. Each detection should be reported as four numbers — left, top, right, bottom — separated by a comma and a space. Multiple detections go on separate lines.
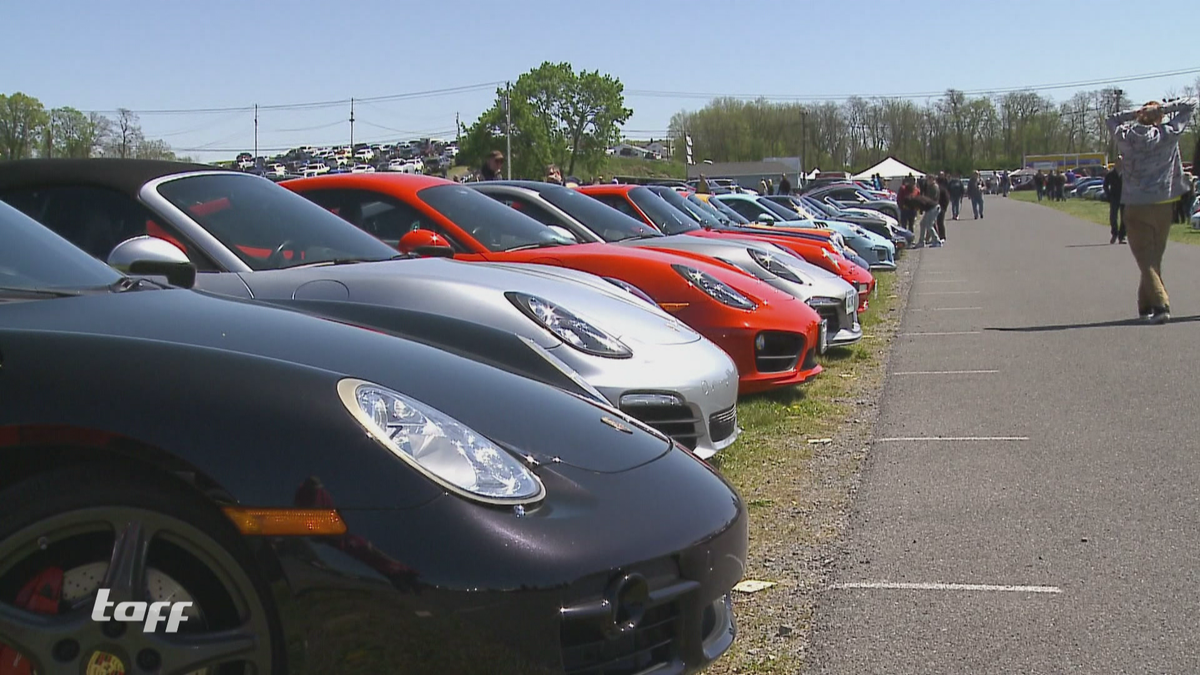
626, 187, 699, 235
156, 174, 399, 270
687, 194, 735, 224
802, 196, 841, 218
537, 185, 659, 243
0, 200, 124, 292
700, 196, 752, 224
651, 188, 723, 228
758, 198, 805, 221
418, 184, 575, 252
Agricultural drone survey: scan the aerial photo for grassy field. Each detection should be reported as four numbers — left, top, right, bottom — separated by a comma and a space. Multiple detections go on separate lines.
1011, 191, 1200, 245
706, 266, 906, 673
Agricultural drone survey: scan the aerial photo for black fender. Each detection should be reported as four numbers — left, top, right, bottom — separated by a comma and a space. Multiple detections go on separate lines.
0, 329, 442, 509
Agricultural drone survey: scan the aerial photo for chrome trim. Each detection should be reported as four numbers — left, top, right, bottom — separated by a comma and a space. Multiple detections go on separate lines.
138, 171, 266, 273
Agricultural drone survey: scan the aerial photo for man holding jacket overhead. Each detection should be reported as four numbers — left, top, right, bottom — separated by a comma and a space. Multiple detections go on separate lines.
1103, 157, 1126, 245
1106, 97, 1197, 324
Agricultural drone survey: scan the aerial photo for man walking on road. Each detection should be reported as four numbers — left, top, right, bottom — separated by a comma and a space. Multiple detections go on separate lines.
1034, 170, 1046, 201
967, 171, 984, 219
1104, 157, 1126, 244
948, 173, 965, 220
936, 172, 950, 241
1107, 97, 1197, 323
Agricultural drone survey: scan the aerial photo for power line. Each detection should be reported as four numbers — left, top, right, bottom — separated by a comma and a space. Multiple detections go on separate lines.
626, 66, 1200, 103
82, 81, 504, 116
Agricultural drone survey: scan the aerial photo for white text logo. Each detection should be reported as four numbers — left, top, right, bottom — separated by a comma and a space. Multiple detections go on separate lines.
91, 589, 192, 633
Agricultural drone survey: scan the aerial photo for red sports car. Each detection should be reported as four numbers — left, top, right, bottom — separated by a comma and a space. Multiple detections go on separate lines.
285, 174, 826, 394
576, 184, 874, 312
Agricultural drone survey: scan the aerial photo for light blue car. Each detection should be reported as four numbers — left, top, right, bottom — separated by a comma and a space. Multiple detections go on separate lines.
756, 196, 897, 270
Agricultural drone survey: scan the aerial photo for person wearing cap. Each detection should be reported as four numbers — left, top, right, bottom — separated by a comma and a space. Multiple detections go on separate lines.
479, 150, 505, 181
1106, 97, 1197, 323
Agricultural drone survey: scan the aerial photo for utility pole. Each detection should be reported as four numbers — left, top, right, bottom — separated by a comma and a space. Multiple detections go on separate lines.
800, 110, 808, 184
253, 104, 258, 159
1110, 88, 1124, 162
504, 82, 512, 179
349, 98, 356, 148
456, 112, 461, 146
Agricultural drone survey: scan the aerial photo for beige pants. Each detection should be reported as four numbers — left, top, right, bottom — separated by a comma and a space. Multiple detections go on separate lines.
1125, 202, 1175, 313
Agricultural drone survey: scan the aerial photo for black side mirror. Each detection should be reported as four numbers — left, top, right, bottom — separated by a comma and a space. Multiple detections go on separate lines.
128, 260, 197, 289
413, 245, 455, 258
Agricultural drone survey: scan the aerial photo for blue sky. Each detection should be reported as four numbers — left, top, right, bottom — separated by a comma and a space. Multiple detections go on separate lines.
7, 0, 1200, 161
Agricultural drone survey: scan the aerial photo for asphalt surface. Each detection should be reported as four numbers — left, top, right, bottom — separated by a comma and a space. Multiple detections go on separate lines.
807, 195, 1200, 674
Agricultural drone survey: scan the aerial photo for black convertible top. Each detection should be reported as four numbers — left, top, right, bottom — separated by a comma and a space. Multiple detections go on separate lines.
0, 159, 231, 196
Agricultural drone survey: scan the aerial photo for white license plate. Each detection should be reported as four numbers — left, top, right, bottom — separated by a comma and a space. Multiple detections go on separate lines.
818, 319, 829, 354
846, 295, 856, 313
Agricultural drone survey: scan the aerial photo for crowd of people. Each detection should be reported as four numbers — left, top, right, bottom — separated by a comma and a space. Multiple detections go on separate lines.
1032, 170, 1071, 201
894, 171, 991, 248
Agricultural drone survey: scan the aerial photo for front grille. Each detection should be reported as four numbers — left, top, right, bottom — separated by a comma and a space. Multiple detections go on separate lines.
801, 343, 819, 370
754, 331, 803, 373
708, 406, 737, 443
813, 306, 841, 335
561, 602, 680, 675
620, 403, 701, 450
874, 246, 893, 262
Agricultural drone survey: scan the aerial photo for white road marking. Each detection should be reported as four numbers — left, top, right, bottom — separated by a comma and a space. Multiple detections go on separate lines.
918, 280, 967, 284
922, 271, 959, 275
910, 306, 983, 312
903, 331, 982, 336
876, 436, 1029, 442
829, 582, 1061, 594
919, 291, 981, 295
893, 369, 998, 375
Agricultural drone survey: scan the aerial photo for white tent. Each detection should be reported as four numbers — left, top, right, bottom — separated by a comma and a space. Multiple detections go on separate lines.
852, 156, 925, 180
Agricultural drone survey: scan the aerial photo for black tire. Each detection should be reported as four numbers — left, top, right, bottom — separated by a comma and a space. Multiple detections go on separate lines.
0, 462, 283, 675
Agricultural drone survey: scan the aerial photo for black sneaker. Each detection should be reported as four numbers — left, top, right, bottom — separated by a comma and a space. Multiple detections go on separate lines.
1111, 235, 1117, 244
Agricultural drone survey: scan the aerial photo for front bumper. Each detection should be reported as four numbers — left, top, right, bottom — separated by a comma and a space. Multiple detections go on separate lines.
554, 338, 741, 460
268, 449, 749, 675
807, 297, 863, 348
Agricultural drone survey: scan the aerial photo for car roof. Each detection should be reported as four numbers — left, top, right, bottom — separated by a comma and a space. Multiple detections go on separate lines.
284, 172, 454, 194
0, 158, 227, 195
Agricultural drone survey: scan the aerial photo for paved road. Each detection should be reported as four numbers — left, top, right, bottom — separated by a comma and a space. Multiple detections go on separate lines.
808, 196, 1200, 674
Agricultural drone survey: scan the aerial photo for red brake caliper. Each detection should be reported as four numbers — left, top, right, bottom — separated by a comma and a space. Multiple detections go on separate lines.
0, 568, 64, 675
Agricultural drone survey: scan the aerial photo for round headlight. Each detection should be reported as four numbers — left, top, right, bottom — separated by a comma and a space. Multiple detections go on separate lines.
338, 379, 545, 504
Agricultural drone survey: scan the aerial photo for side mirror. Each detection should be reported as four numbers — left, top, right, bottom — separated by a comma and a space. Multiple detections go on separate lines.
398, 230, 454, 258
107, 236, 197, 289
545, 225, 578, 243
757, 212, 777, 224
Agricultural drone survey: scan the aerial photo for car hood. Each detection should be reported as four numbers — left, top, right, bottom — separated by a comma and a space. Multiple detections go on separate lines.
0, 289, 673, 474
240, 257, 700, 347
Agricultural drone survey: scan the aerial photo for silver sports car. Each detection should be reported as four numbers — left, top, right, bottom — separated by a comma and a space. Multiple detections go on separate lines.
0, 160, 741, 458
473, 181, 864, 348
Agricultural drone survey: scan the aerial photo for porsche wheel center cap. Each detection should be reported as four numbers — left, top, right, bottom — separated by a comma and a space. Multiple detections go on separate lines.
86, 651, 126, 675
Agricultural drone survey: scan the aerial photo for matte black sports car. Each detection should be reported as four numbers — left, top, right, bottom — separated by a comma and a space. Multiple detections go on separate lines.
0, 203, 748, 675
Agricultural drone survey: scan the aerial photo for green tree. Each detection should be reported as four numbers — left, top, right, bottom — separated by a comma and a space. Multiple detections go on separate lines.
42, 107, 106, 158
0, 92, 48, 160
460, 62, 631, 178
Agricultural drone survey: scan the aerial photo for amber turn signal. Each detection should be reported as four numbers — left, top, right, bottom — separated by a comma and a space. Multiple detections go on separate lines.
222, 507, 348, 536
658, 302, 689, 312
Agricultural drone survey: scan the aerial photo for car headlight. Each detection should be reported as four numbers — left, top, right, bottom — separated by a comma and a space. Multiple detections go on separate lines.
671, 264, 757, 310
602, 277, 658, 307
507, 292, 632, 358
748, 249, 803, 284
337, 378, 545, 504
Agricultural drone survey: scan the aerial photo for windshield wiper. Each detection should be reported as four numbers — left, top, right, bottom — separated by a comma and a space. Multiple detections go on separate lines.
0, 286, 84, 298
504, 241, 569, 252
617, 233, 660, 242
109, 277, 165, 293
